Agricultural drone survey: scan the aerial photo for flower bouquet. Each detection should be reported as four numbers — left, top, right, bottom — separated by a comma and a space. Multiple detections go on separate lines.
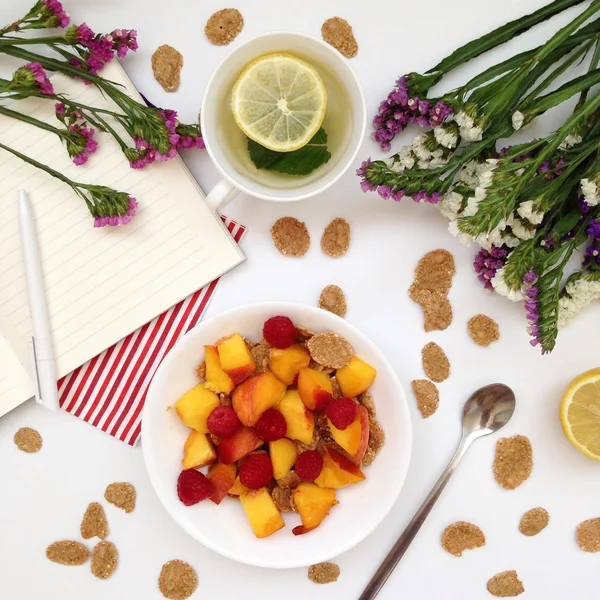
358, 0, 600, 353
0, 0, 204, 226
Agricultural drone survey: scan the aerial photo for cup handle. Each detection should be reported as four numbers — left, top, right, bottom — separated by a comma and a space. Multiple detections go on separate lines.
205, 179, 239, 213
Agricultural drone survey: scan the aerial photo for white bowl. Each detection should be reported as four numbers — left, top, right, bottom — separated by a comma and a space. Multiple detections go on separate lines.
142, 302, 412, 568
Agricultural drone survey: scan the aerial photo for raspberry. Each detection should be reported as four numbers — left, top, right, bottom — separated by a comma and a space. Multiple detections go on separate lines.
239, 454, 273, 489
295, 450, 324, 482
177, 469, 214, 506
326, 397, 358, 430
207, 406, 240, 438
263, 316, 296, 349
255, 409, 287, 441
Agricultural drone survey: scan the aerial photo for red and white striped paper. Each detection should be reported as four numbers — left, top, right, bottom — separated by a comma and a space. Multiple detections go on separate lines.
57, 217, 246, 446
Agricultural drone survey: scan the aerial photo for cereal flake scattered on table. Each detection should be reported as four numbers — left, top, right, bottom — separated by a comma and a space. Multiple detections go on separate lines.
321, 218, 351, 257
409, 249, 456, 296
519, 507, 549, 536
493, 435, 533, 490
14, 427, 42, 453
577, 518, 600, 552
410, 289, 453, 332
46, 541, 90, 566
319, 284, 347, 317
307, 332, 353, 369
422, 342, 450, 382
151, 45, 183, 92
487, 570, 525, 597
80, 502, 109, 540
362, 416, 385, 466
91, 541, 118, 579
158, 559, 198, 600
271, 217, 310, 256
104, 482, 136, 513
468, 314, 500, 346
321, 16, 358, 58
411, 379, 439, 418
441, 521, 485, 557
308, 562, 341, 584
204, 8, 243, 46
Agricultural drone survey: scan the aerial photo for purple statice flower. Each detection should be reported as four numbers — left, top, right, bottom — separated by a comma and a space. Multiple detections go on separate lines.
42, 0, 70, 27
542, 237, 554, 250
360, 180, 377, 193
356, 158, 372, 178
537, 155, 567, 180
85, 35, 116, 74
377, 185, 393, 200
69, 124, 98, 165
583, 240, 600, 267
473, 245, 508, 291
94, 196, 138, 228
55, 102, 65, 116
75, 22, 95, 44
579, 194, 591, 215
21, 62, 54, 95
522, 270, 540, 347
109, 29, 138, 58
371, 75, 453, 150
412, 189, 442, 204
176, 136, 205, 150
588, 219, 600, 240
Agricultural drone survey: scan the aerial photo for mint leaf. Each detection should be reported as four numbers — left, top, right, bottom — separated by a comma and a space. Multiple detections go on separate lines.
247, 128, 331, 176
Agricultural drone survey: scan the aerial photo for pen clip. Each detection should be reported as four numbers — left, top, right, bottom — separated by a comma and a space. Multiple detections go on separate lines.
30, 336, 43, 405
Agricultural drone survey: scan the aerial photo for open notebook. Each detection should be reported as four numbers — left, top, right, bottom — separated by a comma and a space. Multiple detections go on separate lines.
0, 61, 245, 417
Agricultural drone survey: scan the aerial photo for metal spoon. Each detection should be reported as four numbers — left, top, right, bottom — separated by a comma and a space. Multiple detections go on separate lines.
358, 383, 516, 600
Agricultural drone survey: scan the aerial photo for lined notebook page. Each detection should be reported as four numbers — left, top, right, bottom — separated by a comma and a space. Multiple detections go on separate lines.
0, 62, 245, 414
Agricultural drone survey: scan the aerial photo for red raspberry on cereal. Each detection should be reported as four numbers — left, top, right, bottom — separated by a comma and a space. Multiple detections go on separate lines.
255, 408, 287, 441
177, 469, 215, 506
239, 454, 273, 489
263, 316, 296, 349
207, 406, 240, 438
326, 397, 358, 430
295, 450, 324, 482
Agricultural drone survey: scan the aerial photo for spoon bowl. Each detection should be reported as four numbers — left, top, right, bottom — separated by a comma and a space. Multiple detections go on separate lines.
461, 383, 516, 440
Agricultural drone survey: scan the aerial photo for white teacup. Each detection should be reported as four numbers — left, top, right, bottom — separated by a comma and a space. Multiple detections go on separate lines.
200, 32, 366, 211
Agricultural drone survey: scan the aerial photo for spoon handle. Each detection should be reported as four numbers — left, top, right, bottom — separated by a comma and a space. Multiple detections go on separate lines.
358, 436, 472, 600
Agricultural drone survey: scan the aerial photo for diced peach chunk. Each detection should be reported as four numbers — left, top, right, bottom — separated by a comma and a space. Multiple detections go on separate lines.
277, 390, 314, 445
327, 404, 369, 465
229, 476, 251, 497
240, 487, 285, 538
269, 438, 298, 480
175, 383, 220, 433
217, 426, 262, 464
292, 483, 337, 532
298, 368, 333, 412
232, 372, 287, 426
204, 345, 235, 394
182, 430, 217, 469
336, 356, 377, 397
208, 462, 237, 504
217, 333, 256, 384
314, 446, 366, 488
269, 345, 310, 385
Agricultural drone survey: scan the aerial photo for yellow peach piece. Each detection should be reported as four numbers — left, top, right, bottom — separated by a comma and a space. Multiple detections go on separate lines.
336, 356, 377, 397
204, 345, 235, 394
240, 487, 286, 539
315, 446, 366, 489
175, 383, 220, 433
208, 462, 237, 504
232, 372, 287, 426
298, 368, 333, 411
182, 430, 217, 469
293, 483, 337, 530
269, 438, 298, 480
269, 345, 311, 385
278, 390, 314, 445
327, 404, 369, 464
217, 333, 256, 384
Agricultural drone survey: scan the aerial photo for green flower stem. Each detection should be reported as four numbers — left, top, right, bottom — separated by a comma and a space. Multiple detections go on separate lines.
429, 0, 588, 75
0, 104, 70, 141
0, 35, 68, 46
577, 38, 600, 109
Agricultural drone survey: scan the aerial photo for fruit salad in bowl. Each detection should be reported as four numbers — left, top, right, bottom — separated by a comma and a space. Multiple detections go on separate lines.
142, 302, 411, 568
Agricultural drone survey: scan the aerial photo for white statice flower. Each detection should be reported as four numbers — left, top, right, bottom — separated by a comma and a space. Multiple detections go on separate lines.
454, 111, 473, 129
508, 215, 536, 240
517, 200, 545, 225
439, 191, 463, 220
384, 156, 404, 172
398, 147, 415, 170
458, 160, 479, 187
491, 267, 524, 302
412, 135, 431, 161
559, 133, 583, 150
512, 111, 525, 130
429, 156, 449, 168
558, 277, 600, 329
434, 126, 458, 149
462, 187, 488, 217
581, 178, 600, 206
455, 111, 483, 142
448, 220, 473, 246
475, 219, 520, 250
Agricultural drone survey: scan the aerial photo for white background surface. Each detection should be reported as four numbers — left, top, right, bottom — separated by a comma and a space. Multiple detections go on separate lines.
1, 0, 600, 598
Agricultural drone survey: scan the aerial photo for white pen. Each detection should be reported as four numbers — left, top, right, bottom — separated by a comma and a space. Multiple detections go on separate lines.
18, 189, 59, 411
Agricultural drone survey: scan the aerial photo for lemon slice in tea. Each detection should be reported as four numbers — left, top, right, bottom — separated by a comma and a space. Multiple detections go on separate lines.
560, 367, 600, 460
231, 53, 327, 153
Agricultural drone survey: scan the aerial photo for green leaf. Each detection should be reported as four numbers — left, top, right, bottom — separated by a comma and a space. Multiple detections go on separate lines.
247, 128, 331, 176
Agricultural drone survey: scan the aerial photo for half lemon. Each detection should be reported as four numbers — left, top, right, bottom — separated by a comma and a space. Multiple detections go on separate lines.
560, 367, 600, 460
231, 52, 327, 153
